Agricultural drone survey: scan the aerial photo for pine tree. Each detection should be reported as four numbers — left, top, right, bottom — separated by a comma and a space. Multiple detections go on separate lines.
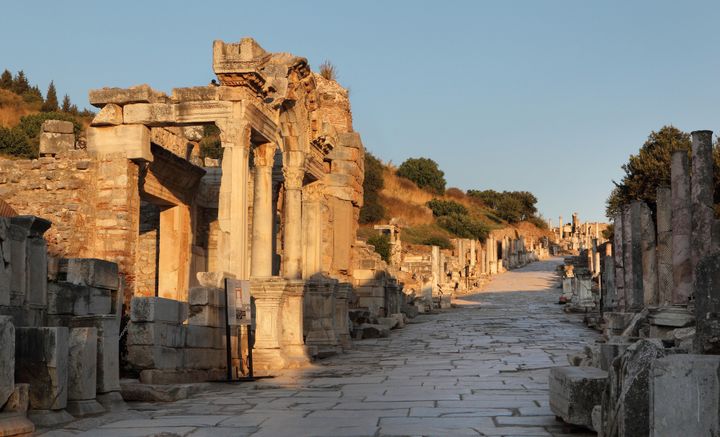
0, 70, 12, 90
61, 94, 72, 112
11, 71, 30, 95
41, 81, 59, 112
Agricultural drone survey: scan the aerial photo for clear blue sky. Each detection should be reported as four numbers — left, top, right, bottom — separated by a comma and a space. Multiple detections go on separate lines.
2, 1, 719, 223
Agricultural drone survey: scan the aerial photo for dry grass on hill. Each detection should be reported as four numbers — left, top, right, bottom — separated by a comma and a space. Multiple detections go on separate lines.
0, 89, 39, 127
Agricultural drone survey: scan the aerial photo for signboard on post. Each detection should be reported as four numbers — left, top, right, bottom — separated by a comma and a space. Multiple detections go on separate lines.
226, 278, 252, 326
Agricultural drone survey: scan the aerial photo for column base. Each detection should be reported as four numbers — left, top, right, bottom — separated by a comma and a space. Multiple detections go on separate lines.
252, 348, 289, 371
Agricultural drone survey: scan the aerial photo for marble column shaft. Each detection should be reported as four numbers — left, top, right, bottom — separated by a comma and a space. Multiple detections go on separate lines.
639, 201, 658, 306
656, 186, 673, 305
691, 130, 715, 272
613, 212, 626, 310
671, 150, 692, 304
250, 143, 277, 278
282, 166, 304, 279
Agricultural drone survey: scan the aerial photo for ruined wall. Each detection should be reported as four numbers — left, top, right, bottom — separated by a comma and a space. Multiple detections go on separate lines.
0, 151, 97, 259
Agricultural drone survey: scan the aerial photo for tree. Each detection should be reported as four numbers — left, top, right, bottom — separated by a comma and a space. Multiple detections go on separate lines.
360, 152, 385, 223
0, 70, 12, 89
367, 233, 391, 264
11, 70, 29, 95
605, 125, 690, 218
42, 81, 59, 112
0, 126, 33, 158
61, 94, 72, 112
467, 189, 539, 223
396, 157, 446, 195
426, 199, 467, 217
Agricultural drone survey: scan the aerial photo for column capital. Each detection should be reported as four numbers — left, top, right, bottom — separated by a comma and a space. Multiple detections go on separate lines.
253, 143, 277, 167
216, 120, 250, 148
283, 166, 305, 190
302, 182, 325, 202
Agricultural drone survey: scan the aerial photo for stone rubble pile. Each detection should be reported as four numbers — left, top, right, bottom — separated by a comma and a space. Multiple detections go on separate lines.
550, 130, 720, 437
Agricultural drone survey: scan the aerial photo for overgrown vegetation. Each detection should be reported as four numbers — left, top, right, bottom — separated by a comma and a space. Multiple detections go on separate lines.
605, 125, 697, 218
396, 157, 446, 195
319, 61, 337, 81
467, 190, 538, 223
426, 199, 467, 217
360, 152, 385, 223
367, 233, 391, 263
401, 224, 454, 249
199, 124, 222, 159
0, 111, 82, 158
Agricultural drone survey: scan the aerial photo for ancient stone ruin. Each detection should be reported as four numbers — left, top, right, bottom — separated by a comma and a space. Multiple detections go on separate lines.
550, 130, 720, 436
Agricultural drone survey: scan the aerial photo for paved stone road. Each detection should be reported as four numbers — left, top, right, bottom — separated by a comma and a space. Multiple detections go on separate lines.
43, 257, 598, 437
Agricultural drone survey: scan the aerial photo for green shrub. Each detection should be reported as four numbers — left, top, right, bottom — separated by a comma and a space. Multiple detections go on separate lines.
437, 213, 490, 242
0, 126, 34, 158
396, 157, 446, 195
426, 199, 467, 217
367, 233, 391, 263
420, 235, 453, 249
360, 152, 385, 223
467, 189, 538, 224
526, 215, 549, 229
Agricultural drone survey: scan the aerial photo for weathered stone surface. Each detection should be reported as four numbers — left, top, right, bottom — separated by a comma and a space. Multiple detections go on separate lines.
694, 252, 720, 354
608, 339, 667, 437
655, 187, 673, 305
42, 120, 74, 134
62, 258, 119, 290
119, 380, 207, 402
65, 399, 105, 417
671, 150, 692, 304
88, 84, 164, 107
95, 391, 126, 412
90, 103, 123, 126
613, 212, 625, 309
639, 202, 658, 305
131, 297, 187, 323
15, 327, 69, 410
67, 328, 98, 401
127, 322, 186, 348
549, 366, 607, 427
627, 201, 644, 310
3, 383, 29, 413
691, 130, 715, 273
0, 316, 14, 409
123, 103, 176, 126
87, 124, 152, 162
183, 348, 225, 370
126, 345, 183, 370
39, 132, 74, 156
188, 286, 225, 307
0, 413, 35, 436
650, 354, 720, 437
27, 409, 74, 427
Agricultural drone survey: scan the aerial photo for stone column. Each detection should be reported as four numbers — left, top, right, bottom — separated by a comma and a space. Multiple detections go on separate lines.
639, 202, 658, 306
613, 212, 625, 310
217, 119, 250, 279
302, 183, 323, 278
656, 186, 673, 305
282, 166, 304, 279
250, 143, 277, 278
603, 243, 617, 311
431, 245, 441, 295
628, 201, 644, 310
559, 216, 563, 241
694, 253, 720, 354
334, 282, 352, 349
691, 130, 715, 271
671, 150, 692, 304
622, 205, 633, 310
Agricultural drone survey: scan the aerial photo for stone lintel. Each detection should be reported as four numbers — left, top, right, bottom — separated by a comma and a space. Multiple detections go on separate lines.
88, 84, 168, 108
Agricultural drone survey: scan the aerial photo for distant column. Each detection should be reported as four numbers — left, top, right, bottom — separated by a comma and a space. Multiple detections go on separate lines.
671, 150, 692, 304
691, 130, 715, 271
656, 186, 673, 305
640, 202, 658, 306
622, 205, 634, 310
613, 212, 626, 310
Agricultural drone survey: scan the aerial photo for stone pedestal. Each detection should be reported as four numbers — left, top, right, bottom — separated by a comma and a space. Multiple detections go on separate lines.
250, 278, 287, 370
304, 278, 340, 357
66, 328, 104, 417
334, 283, 352, 349
549, 366, 607, 427
15, 327, 69, 411
280, 279, 311, 367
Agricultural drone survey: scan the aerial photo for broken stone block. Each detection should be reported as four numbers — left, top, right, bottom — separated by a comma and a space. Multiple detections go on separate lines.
0, 413, 35, 436
650, 354, 720, 437
376, 317, 399, 330
15, 327, 69, 410
354, 323, 389, 339
90, 103, 123, 126
3, 383, 29, 413
188, 286, 225, 307
649, 306, 694, 328
131, 296, 187, 323
123, 103, 175, 126
598, 337, 633, 371
549, 366, 607, 427
126, 345, 182, 370
67, 328, 98, 401
188, 305, 224, 328
610, 339, 667, 437
0, 316, 14, 408
62, 258, 119, 290
88, 84, 160, 107
39, 132, 74, 156
42, 120, 74, 134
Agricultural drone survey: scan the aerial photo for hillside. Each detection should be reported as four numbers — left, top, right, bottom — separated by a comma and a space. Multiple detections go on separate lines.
359, 159, 552, 248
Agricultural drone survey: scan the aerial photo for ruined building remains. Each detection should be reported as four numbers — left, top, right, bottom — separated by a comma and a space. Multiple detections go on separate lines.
550, 130, 720, 436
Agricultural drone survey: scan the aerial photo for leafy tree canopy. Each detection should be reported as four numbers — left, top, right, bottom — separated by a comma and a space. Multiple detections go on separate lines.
396, 157, 446, 195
